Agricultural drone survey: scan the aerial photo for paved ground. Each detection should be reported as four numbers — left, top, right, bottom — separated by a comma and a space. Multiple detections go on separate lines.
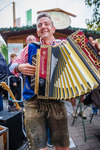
2, 99, 100, 150
47, 101, 100, 150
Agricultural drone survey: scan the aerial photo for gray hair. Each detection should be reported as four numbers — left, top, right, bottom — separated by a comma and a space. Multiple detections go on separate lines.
26, 35, 36, 41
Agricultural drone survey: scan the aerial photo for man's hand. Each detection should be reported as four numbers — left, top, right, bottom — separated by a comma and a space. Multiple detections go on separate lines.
18, 63, 36, 76
61, 39, 67, 45
89, 37, 100, 56
56, 39, 67, 45
13, 83, 17, 86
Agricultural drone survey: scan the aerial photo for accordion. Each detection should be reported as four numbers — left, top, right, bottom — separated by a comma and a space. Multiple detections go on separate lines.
32, 30, 100, 100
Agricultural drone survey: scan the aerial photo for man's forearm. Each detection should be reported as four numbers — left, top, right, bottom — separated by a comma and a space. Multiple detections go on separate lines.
9, 63, 20, 77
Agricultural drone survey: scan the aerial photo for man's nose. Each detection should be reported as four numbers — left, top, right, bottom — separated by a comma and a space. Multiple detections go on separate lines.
42, 24, 46, 28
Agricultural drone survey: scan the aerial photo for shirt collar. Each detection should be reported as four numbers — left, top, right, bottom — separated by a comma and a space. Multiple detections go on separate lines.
40, 37, 57, 46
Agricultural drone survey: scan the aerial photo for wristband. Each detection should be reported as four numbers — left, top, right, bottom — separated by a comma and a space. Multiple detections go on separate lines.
15, 64, 20, 72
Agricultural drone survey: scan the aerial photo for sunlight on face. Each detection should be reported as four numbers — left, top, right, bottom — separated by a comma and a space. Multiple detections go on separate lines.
37, 17, 55, 39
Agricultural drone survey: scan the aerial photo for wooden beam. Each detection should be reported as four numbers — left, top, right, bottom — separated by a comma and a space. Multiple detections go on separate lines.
12, 2, 16, 27
37, 8, 76, 17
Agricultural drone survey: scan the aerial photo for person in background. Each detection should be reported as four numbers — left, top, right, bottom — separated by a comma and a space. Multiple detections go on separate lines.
10, 12, 100, 150
23, 35, 37, 84
70, 95, 87, 119
0, 52, 9, 111
88, 37, 100, 116
89, 105, 98, 116
8, 54, 22, 106
26, 35, 36, 45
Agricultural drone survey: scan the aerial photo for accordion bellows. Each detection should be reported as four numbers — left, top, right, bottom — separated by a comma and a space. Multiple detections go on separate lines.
34, 30, 100, 100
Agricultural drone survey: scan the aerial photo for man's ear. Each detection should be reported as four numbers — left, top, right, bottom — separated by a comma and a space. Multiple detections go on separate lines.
37, 31, 39, 36
53, 27, 56, 34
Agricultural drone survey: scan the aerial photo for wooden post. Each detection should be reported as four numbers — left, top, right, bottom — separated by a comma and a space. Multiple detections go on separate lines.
12, 2, 16, 27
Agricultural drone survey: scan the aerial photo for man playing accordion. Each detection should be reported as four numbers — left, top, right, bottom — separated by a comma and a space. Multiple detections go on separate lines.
10, 12, 100, 150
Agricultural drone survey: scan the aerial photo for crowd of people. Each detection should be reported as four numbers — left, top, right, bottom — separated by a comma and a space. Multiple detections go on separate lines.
0, 12, 100, 150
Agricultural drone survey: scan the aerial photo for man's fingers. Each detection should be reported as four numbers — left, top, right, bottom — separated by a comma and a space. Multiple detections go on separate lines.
22, 67, 36, 75
89, 37, 93, 43
18, 63, 36, 75
89, 37, 100, 52
89, 37, 95, 46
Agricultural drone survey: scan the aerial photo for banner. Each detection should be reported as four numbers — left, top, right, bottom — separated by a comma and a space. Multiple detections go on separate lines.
8, 43, 23, 63
26, 9, 32, 26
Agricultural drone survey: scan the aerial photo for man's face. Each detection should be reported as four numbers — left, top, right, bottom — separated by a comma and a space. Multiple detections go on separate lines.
27, 36, 36, 44
37, 17, 55, 39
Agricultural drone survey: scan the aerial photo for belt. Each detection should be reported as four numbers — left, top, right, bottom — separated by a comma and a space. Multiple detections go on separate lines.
28, 95, 58, 104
